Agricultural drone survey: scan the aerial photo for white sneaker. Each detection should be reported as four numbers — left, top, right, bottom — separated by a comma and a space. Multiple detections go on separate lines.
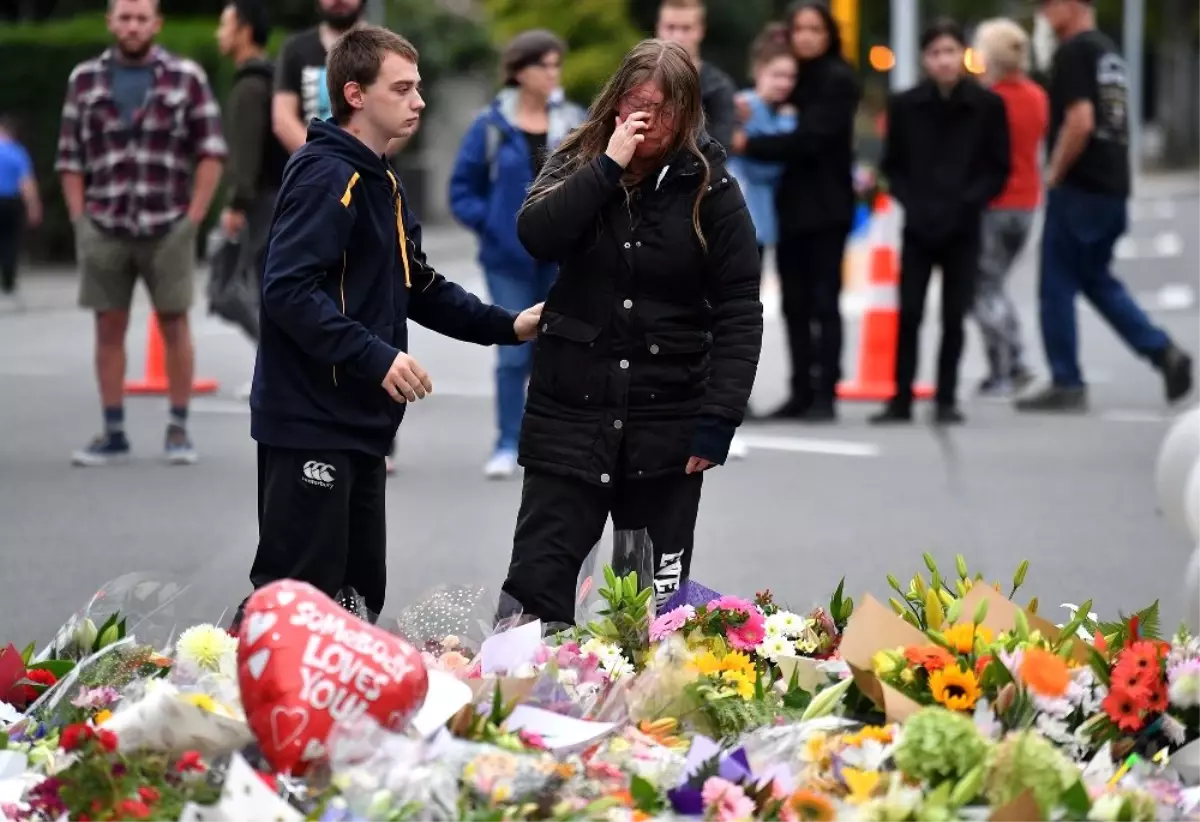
727, 435, 749, 461
484, 450, 518, 480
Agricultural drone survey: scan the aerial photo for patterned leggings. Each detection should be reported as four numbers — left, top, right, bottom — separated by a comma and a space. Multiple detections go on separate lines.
975, 208, 1034, 380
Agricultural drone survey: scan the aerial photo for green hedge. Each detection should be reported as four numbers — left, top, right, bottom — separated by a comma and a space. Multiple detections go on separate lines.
0, 15, 289, 262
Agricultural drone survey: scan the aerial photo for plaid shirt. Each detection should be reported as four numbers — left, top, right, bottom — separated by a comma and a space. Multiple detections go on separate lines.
55, 46, 227, 238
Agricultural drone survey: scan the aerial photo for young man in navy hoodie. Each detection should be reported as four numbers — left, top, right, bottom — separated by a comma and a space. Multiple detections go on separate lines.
241, 26, 542, 626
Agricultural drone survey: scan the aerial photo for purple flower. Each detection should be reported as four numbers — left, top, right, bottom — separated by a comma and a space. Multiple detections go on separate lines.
650, 605, 696, 641
70, 686, 120, 710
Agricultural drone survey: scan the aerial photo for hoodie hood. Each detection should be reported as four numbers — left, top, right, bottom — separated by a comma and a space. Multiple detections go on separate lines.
301, 118, 394, 185
490, 87, 585, 149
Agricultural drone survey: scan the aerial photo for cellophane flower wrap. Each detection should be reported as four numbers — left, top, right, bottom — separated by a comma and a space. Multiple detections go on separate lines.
390, 584, 526, 680
101, 625, 251, 757
576, 528, 658, 627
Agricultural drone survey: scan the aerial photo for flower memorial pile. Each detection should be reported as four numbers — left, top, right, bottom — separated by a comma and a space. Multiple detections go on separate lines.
0, 553, 1197, 821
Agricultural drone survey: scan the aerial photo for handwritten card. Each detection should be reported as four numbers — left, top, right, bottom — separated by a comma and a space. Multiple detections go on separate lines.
212, 753, 302, 822
503, 705, 615, 750
410, 670, 472, 738
480, 620, 543, 675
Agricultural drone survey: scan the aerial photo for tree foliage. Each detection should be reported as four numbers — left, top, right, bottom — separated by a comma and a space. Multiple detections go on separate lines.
483, 0, 643, 106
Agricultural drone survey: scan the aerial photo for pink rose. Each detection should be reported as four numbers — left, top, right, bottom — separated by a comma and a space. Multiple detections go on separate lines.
702, 777, 756, 822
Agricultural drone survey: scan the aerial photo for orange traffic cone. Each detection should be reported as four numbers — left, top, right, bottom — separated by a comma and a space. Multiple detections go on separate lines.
125, 313, 219, 395
837, 195, 933, 402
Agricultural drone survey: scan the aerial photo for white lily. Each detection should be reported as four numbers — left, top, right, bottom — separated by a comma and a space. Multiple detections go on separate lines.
1060, 602, 1100, 640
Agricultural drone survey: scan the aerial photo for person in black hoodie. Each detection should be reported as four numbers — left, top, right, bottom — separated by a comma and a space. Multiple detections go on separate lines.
870, 18, 1009, 426
733, 1, 861, 423
214, 0, 287, 345
499, 39, 762, 625
240, 27, 541, 626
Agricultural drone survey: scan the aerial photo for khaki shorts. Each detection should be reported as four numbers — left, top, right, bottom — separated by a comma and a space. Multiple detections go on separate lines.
76, 217, 197, 314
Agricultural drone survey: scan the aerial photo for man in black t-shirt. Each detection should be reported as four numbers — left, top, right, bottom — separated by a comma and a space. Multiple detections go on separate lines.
271, 0, 364, 154
1018, 0, 1192, 413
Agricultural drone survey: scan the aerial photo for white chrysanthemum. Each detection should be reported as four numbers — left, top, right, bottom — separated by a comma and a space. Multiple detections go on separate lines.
581, 638, 634, 680
176, 624, 238, 673
763, 611, 805, 638
756, 634, 791, 661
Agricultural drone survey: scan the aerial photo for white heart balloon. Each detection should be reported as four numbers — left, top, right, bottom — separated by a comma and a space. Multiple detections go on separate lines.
1155, 407, 1200, 537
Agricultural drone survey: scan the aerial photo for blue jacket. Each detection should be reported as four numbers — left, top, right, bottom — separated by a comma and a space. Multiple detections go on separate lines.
726, 92, 797, 247
448, 88, 585, 274
251, 120, 519, 457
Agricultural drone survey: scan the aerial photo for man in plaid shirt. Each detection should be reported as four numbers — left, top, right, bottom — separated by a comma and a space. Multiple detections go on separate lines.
57, 0, 227, 467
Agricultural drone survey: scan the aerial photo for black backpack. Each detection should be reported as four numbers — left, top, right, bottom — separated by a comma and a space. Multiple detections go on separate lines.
233, 59, 288, 190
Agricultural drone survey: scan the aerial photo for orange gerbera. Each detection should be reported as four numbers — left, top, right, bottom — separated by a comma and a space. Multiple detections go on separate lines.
1102, 685, 1149, 733
1124, 641, 1166, 675
1020, 648, 1070, 697
904, 645, 954, 671
1111, 659, 1156, 692
789, 789, 836, 822
1145, 683, 1169, 714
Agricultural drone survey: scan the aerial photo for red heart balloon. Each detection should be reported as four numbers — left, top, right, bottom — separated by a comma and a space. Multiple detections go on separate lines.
237, 580, 429, 774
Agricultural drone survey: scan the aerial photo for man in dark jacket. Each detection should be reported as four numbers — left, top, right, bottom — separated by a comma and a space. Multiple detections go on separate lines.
656, 0, 737, 152
240, 27, 541, 625
871, 18, 1010, 425
214, 0, 287, 345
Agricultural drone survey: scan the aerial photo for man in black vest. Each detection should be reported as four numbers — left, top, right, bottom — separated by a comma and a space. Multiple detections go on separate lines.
215, 0, 286, 348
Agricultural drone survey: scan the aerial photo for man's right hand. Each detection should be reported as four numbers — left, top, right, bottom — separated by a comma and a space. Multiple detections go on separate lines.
381, 352, 433, 403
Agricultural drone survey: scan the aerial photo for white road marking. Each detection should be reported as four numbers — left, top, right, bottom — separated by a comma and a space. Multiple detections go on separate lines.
1142, 283, 1196, 311
737, 434, 881, 458
1115, 232, 1184, 260
1129, 199, 1177, 221
1100, 410, 1171, 424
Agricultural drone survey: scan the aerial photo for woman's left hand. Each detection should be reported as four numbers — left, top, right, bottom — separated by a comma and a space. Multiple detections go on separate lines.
685, 457, 713, 474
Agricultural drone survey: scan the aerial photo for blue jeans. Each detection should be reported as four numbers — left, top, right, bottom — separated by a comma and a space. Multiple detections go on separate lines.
1039, 185, 1168, 387
486, 264, 557, 452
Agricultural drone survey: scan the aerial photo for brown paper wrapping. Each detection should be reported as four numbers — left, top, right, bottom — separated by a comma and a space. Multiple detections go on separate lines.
449, 677, 536, 734
838, 594, 927, 722
987, 789, 1044, 821
956, 586, 1091, 664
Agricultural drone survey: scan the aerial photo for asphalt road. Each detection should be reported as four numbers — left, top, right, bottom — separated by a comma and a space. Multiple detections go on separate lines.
1, 181, 1197, 647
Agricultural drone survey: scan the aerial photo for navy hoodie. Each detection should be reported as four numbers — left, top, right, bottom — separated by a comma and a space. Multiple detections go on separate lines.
251, 120, 519, 456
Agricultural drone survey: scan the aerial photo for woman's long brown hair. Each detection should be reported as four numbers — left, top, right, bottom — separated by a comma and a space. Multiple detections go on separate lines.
521, 38, 713, 250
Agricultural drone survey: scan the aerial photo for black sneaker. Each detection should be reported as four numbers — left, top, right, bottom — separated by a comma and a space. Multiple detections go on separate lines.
1158, 344, 1194, 404
869, 403, 913, 425
976, 376, 1013, 398
71, 432, 131, 467
933, 405, 966, 425
228, 599, 248, 636
1010, 367, 1036, 392
1015, 385, 1088, 413
801, 400, 837, 424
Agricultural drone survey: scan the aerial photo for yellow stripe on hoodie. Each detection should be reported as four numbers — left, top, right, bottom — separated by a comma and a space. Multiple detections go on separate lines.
386, 170, 412, 288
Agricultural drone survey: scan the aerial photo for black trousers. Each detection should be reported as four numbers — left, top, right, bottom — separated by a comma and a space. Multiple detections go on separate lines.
893, 229, 979, 408
502, 468, 704, 626
0, 197, 23, 295
250, 443, 387, 614
776, 227, 849, 404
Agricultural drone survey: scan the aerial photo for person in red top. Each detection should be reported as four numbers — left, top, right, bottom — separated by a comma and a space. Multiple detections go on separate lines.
972, 18, 1047, 396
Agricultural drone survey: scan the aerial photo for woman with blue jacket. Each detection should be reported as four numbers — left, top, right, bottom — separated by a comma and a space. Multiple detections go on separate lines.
449, 30, 586, 479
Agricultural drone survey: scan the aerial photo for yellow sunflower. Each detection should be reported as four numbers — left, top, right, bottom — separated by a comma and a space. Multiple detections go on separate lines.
929, 665, 981, 711
721, 669, 756, 700
789, 789, 836, 821
720, 651, 756, 678
691, 651, 723, 676
942, 623, 995, 655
